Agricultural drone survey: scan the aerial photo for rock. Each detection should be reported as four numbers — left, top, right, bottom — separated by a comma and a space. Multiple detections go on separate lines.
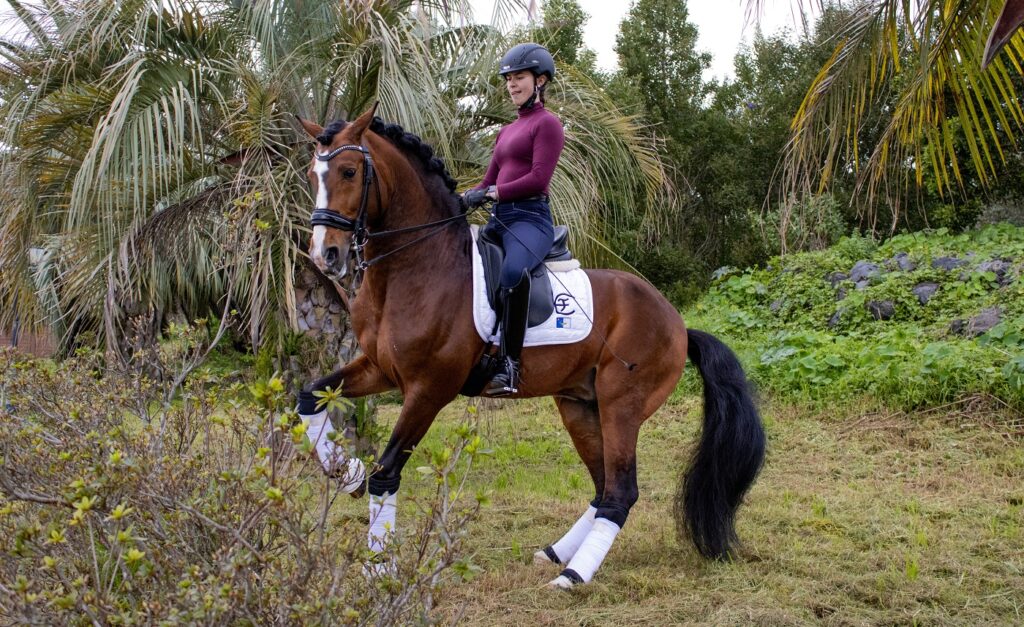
836, 288, 847, 301
950, 307, 1002, 338
889, 252, 917, 272
932, 256, 967, 271
297, 315, 311, 332
828, 308, 846, 329
854, 280, 871, 291
849, 261, 880, 283
322, 315, 337, 335
911, 282, 940, 305
298, 296, 313, 315
310, 288, 325, 307
866, 300, 895, 321
304, 309, 320, 332
977, 259, 1013, 286
770, 299, 783, 313
328, 298, 344, 314
969, 307, 1002, 336
827, 271, 849, 287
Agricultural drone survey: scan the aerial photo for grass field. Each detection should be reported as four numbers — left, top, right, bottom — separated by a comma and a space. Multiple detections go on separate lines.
364, 393, 1024, 626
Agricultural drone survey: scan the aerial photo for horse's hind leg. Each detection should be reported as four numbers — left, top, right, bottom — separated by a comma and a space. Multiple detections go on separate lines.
548, 398, 641, 589
535, 397, 604, 567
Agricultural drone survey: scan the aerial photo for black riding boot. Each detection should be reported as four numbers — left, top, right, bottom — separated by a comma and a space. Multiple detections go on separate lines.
486, 271, 531, 396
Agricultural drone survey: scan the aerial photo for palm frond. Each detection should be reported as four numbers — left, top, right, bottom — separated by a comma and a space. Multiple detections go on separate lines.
779, 0, 1024, 235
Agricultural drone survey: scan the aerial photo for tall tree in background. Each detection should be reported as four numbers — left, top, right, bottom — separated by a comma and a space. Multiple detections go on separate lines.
539, 0, 598, 77
611, 0, 752, 298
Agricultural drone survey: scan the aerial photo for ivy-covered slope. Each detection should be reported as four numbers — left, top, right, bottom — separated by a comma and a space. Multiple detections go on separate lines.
684, 224, 1024, 409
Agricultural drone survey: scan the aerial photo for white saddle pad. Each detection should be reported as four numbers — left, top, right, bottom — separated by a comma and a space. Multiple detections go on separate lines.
471, 225, 594, 347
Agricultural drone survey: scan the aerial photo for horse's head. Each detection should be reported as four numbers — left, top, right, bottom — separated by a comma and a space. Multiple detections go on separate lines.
298, 103, 379, 277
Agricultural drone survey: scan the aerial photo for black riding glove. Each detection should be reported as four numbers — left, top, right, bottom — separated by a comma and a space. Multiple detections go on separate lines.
462, 188, 487, 208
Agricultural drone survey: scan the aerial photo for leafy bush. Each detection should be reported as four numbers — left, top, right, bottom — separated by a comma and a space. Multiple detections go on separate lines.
0, 341, 484, 624
685, 223, 1024, 409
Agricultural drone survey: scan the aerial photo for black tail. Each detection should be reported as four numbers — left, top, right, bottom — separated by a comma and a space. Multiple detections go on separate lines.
675, 329, 766, 560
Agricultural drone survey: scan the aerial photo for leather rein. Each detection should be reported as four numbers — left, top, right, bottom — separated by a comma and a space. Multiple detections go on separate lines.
309, 144, 469, 276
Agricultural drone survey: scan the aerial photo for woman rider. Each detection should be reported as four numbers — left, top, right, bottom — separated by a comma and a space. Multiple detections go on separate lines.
463, 43, 565, 396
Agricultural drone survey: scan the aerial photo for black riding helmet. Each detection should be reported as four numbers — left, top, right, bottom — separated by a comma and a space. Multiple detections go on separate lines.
498, 43, 556, 81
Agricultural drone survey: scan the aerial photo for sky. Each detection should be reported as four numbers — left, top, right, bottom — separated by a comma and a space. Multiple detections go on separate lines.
471, 0, 813, 80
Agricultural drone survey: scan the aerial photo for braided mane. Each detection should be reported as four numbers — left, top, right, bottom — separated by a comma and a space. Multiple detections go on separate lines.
316, 117, 461, 202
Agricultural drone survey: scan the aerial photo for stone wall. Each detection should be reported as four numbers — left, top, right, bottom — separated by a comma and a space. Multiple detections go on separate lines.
292, 267, 358, 372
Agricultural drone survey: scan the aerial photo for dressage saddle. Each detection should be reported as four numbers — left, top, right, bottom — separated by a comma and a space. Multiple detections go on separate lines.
477, 222, 573, 327
459, 223, 574, 397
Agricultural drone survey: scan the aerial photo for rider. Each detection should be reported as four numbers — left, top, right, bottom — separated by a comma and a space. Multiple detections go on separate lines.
463, 42, 565, 396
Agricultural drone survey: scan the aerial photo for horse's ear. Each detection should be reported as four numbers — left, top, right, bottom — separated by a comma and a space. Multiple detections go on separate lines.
348, 102, 379, 140
296, 115, 323, 140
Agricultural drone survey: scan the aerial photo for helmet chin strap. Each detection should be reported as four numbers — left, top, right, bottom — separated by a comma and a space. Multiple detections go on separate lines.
518, 84, 541, 111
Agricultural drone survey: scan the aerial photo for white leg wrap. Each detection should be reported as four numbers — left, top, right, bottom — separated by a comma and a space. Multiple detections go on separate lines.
549, 518, 620, 588
368, 492, 397, 553
301, 410, 365, 492
537, 505, 597, 564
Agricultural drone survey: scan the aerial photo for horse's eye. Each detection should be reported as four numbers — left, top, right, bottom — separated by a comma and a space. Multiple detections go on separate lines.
343, 168, 357, 179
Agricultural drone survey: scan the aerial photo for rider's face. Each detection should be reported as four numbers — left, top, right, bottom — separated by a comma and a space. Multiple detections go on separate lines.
505, 70, 545, 107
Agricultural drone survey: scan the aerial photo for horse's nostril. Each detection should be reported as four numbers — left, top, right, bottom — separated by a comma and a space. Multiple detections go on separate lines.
324, 246, 339, 267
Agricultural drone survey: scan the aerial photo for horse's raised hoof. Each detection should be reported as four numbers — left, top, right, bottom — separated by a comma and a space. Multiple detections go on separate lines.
328, 457, 366, 494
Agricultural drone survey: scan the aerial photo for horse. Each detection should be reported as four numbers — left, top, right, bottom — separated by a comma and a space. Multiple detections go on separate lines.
294, 103, 766, 589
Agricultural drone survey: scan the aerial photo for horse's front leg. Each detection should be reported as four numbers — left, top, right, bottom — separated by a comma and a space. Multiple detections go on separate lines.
297, 355, 394, 486
366, 390, 450, 555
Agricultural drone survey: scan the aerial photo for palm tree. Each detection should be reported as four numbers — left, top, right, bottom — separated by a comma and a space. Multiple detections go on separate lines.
0, 0, 671, 358
753, 0, 1024, 241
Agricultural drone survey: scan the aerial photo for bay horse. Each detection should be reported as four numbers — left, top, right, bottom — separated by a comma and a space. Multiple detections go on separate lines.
295, 103, 765, 589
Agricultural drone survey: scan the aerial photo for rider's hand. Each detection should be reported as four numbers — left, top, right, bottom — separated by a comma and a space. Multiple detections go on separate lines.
462, 188, 487, 208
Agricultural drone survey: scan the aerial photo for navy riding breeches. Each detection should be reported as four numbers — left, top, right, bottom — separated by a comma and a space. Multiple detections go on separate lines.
490, 199, 555, 288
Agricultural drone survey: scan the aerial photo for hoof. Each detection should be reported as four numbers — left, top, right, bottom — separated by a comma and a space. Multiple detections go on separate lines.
546, 575, 574, 590
362, 558, 396, 579
329, 457, 365, 493
533, 545, 562, 566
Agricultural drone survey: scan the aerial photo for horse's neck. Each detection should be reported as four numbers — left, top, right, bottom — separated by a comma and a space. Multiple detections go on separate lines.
360, 195, 471, 304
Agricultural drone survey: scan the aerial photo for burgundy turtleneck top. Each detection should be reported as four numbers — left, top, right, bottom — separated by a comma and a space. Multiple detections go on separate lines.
473, 102, 565, 200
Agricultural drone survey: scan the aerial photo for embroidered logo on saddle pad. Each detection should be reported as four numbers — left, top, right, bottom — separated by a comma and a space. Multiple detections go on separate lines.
471, 226, 594, 346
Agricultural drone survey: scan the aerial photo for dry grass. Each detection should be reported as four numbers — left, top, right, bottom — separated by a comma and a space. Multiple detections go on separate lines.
366, 395, 1024, 626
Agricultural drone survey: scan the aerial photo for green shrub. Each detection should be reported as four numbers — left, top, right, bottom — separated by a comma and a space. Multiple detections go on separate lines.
0, 346, 483, 624
685, 224, 1024, 409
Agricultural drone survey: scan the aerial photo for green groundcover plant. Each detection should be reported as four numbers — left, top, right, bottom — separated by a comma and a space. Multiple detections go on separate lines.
685, 223, 1024, 409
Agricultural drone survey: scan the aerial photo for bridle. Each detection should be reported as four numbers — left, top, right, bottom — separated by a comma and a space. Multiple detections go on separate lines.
310, 144, 375, 236
309, 143, 470, 278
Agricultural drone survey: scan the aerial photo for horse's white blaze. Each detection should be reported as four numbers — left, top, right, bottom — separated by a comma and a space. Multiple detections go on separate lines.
310, 225, 327, 265
314, 151, 330, 209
